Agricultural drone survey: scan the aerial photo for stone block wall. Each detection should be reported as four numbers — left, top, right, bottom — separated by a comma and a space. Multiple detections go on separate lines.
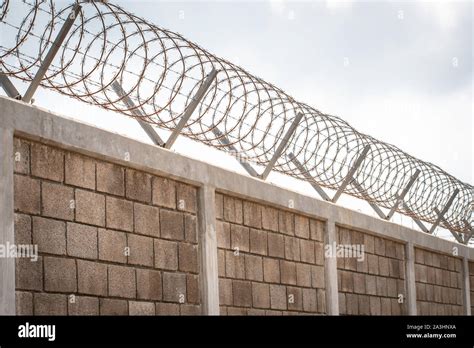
215, 193, 327, 315
469, 262, 474, 314
13, 138, 200, 315
336, 227, 407, 315
414, 248, 463, 315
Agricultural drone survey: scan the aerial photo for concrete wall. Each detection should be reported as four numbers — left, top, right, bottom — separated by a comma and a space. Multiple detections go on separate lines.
0, 96, 473, 315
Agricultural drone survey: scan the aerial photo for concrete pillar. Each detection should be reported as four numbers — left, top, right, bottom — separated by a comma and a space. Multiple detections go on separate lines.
462, 257, 471, 315
197, 185, 219, 315
324, 219, 339, 315
405, 242, 417, 315
0, 127, 15, 314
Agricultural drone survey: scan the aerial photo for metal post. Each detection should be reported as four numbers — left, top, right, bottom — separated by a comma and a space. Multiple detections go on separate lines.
462, 257, 471, 315
111, 81, 165, 146
260, 112, 304, 180
0, 70, 21, 99
402, 202, 430, 233
211, 126, 259, 178
325, 218, 339, 315
332, 145, 370, 203
433, 208, 463, 243
165, 69, 218, 149
23, 4, 81, 103
386, 169, 420, 220
428, 189, 460, 234
287, 152, 331, 201
352, 179, 387, 219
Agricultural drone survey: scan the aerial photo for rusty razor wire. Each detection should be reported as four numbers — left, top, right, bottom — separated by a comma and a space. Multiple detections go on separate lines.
0, 0, 472, 241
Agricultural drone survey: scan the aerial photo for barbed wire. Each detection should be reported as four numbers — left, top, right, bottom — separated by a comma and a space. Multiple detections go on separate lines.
0, 0, 472, 234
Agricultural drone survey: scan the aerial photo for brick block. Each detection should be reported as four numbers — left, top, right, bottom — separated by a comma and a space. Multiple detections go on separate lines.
376, 277, 387, 297
263, 258, 280, 283
98, 228, 127, 263
232, 280, 252, 307
178, 243, 199, 273
156, 303, 179, 315
42, 182, 74, 220
69, 296, 99, 316
152, 177, 176, 208
34, 293, 67, 315
181, 304, 201, 315
97, 162, 124, 196
176, 183, 197, 213
14, 175, 40, 214
13, 138, 30, 174
225, 250, 245, 279
106, 196, 133, 232
67, 222, 98, 259
243, 201, 262, 228
32, 217, 66, 255
339, 270, 353, 293
287, 286, 303, 311
128, 234, 154, 267
284, 236, 300, 261
367, 254, 379, 275
317, 289, 326, 313
223, 196, 243, 224
108, 265, 136, 298
184, 214, 197, 243
280, 260, 297, 285
75, 189, 105, 226
16, 257, 42, 291
300, 239, 315, 264
16, 291, 33, 315
218, 249, 225, 277
136, 269, 162, 301
227, 307, 247, 315
278, 211, 294, 235
302, 288, 317, 312
219, 278, 233, 306
296, 263, 312, 287
385, 240, 397, 259
134, 203, 160, 237
129, 301, 155, 315
353, 273, 366, 294
31, 143, 64, 182
230, 224, 250, 252
387, 278, 398, 297
163, 272, 187, 302
65, 153, 95, 189
270, 284, 287, 310
311, 265, 325, 289
215, 193, 224, 220
364, 234, 375, 254
252, 282, 270, 308
389, 258, 400, 278
379, 256, 390, 276
262, 206, 279, 232
100, 298, 128, 315
369, 296, 381, 315
358, 295, 370, 315
339, 293, 347, 315
315, 242, 325, 266
154, 239, 178, 270
44, 256, 77, 292
268, 233, 284, 258
216, 221, 231, 249
14, 214, 31, 245
310, 219, 324, 242
374, 237, 386, 256
249, 228, 267, 255
160, 210, 185, 240
187, 274, 200, 304
125, 169, 151, 203
295, 215, 310, 239
346, 293, 358, 314
77, 260, 107, 296
245, 254, 263, 281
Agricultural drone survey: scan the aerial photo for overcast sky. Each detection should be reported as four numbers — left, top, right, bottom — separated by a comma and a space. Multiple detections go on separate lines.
3, 0, 473, 240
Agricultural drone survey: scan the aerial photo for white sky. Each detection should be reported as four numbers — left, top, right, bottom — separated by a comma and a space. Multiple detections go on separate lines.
2, 0, 473, 242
